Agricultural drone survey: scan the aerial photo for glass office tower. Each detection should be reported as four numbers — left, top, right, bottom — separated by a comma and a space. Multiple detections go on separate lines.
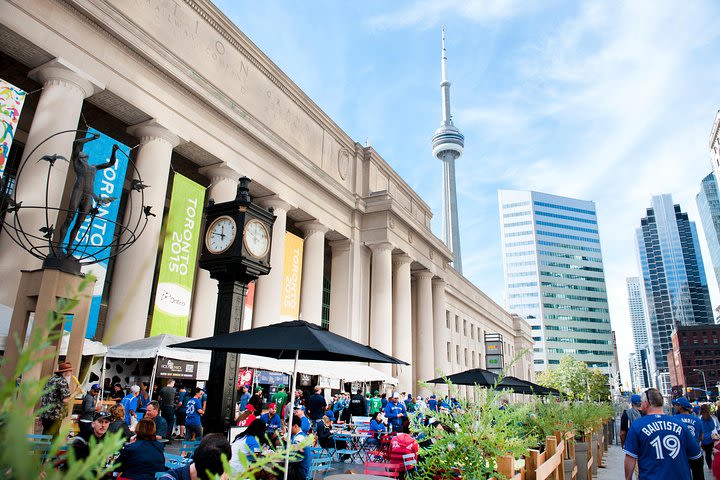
635, 194, 713, 385
499, 190, 614, 374
697, 173, 720, 289
626, 276, 650, 389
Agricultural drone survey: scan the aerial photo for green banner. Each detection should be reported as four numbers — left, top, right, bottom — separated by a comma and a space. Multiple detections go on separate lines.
151, 174, 205, 336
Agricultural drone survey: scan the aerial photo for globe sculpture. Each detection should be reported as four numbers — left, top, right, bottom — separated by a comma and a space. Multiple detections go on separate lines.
0, 129, 152, 277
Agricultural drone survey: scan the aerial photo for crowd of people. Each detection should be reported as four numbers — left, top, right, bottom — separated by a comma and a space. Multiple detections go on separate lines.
620, 388, 720, 480
37, 365, 465, 479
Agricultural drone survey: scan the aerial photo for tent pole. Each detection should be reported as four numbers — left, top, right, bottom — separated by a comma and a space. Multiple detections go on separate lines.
148, 353, 159, 401
283, 350, 299, 480
98, 353, 108, 406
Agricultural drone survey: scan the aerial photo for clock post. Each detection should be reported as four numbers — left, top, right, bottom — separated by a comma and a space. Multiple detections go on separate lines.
198, 177, 275, 433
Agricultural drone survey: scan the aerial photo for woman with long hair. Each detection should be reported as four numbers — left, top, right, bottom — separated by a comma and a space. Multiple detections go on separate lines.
699, 403, 719, 468
116, 419, 165, 479
229, 418, 268, 473
107, 403, 133, 441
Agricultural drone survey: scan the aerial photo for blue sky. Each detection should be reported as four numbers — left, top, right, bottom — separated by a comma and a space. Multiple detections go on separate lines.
216, 0, 720, 387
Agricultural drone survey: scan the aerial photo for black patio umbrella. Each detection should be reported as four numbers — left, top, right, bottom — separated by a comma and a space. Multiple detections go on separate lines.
427, 368, 558, 395
170, 319, 408, 479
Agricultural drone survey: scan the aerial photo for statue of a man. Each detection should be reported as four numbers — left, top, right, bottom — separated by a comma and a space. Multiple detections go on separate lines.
57, 134, 119, 254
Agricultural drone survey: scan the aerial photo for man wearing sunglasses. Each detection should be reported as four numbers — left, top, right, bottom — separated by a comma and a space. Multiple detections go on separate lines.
623, 388, 702, 480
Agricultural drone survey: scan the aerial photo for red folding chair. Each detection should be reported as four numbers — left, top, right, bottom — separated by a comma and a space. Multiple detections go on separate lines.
363, 461, 403, 478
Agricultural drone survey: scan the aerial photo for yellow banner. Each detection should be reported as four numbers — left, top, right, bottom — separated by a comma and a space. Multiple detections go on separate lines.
280, 232, 303, 319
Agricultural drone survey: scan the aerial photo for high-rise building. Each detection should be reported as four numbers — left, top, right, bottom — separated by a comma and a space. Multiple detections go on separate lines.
626, 276, 650, 389
710, 110, 720, 185
696, 173, 720, 288
635, 194, 713, 386
431, 27, 464, 274
499, 190, 615, 373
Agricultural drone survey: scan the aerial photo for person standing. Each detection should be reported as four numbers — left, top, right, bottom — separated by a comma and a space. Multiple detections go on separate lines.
239, 385, 251, 411
623, 388, 702, 480
121, 385, 141, 426
249, 387, 264, 413
185, 387, 205, 441
620, 394, 643, 448
349, 389, 367, 419
158, 379, 177, 441
78, 383, 101, 436
384, 392, 408, 433
699, 403, 719, 469
272, 384, 289, 418
674, 397, 704, 480
427, 394, 438, 412
307, 386, 327, 429
174, 384, 187, 439
369, 390, 382, 416
38, 361, 73, 436
110, 383, 125, 403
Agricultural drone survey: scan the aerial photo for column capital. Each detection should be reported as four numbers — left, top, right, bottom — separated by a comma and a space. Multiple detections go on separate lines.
392, 253, 413, 267
413, 269, 434, 280
329, 238, 352, 252
297, 220, 328, 236
258, 195, 292, 214
432, 277, 447, 288
127, 119, 183, 148
29, 58, 104, 98
367, 241, 394, 254
199, 164, 239, 184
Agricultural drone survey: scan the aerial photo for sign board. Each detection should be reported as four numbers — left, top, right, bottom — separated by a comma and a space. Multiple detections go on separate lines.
255, 370, 290, 386
0, 78, 26, 179
486, 355, 503, 370
157, 356, 199, 379
299, 373, 312, 387
280, 232, 303, 319
237, 368, 253, 389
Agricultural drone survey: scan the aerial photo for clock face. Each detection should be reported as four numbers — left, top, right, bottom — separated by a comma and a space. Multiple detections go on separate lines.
243, 219, 270, 258
205, 216, 237, 254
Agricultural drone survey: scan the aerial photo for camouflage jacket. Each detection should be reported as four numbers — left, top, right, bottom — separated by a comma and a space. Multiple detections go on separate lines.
40, 374, 70, 421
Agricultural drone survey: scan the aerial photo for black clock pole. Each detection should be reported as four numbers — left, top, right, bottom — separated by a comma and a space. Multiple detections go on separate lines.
204, 275, 250, 433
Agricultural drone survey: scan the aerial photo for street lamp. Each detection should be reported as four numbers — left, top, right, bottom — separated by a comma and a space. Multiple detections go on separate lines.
692, 368, 708, 398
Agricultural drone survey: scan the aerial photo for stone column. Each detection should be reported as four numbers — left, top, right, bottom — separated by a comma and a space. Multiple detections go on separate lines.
432, 278, 449, 377
0, 58, 102, 308
329, 239, 352, 338
252, 197, 291, 327
298, 220, 328, 325
103, 120, 181, 345
392, 254, 413, 393
415, 270, 434, 394
189, 166, 238, 338
369, 242, 393, 375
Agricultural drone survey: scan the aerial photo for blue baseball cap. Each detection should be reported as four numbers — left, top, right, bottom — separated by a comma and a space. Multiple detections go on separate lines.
676, 397, 692, 409
630, 394, 641, 405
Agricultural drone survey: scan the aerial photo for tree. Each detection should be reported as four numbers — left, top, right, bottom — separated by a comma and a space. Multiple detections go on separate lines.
536, 355, 610, 400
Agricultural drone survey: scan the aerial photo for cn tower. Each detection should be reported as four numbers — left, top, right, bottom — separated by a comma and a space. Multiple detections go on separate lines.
431, 27, 464, 274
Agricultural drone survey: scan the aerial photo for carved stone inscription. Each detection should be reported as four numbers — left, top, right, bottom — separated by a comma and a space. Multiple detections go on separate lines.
118, 0, 323, 161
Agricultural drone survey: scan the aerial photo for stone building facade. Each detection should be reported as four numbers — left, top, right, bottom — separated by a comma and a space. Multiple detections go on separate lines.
0, 0, 533, 394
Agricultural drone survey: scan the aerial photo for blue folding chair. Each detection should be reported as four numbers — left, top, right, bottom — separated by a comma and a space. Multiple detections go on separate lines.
307, 454, 333, 479
27, 434, 53, 461
333, 433, 360, 463
179, 439, 201, 458
164, 453, 192, 469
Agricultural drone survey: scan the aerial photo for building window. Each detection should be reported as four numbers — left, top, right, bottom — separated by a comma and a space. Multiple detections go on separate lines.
446, 311, 450, 328
321, 276, 330, 330
456, 345, 460, 363
463, 319, 467, 336
455, 315, 459, 332
464, 348, 468, 366
447, 342, 451, 363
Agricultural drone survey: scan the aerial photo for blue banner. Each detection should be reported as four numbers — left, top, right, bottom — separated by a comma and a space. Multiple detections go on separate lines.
62, 128, 130, 338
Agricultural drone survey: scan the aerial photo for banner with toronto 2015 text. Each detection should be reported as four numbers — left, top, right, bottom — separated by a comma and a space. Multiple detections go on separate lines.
151, 173, 205, 336
60, 128, 131, 339
0, 79, 27, 179
279, 232, 303, 321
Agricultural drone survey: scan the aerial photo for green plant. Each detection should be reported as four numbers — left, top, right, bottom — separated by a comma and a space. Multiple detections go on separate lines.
0, 275, 126, 479
536, 355, 610, 401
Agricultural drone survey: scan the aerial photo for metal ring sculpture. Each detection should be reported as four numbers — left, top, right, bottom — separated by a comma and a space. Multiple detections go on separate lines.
0, 129, 152, 272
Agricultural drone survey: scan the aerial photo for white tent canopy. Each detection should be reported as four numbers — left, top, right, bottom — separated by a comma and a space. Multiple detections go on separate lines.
107, 334, 211, 363
0, 318, 107, 357
107, 334, 398, 385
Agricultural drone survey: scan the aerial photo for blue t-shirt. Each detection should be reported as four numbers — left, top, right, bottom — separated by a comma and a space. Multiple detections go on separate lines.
700, 417, 716, 446
384, 401, 407, 427
120, 394, 139, 424
676, 413, 702, 446
291, 432, 311, 477
369, 419, 386, 438
300, 416, 311, 434
260, 413, 283, 434
185, 397, 203, 426
427, 399, 438, 411
624, 413, 702, 480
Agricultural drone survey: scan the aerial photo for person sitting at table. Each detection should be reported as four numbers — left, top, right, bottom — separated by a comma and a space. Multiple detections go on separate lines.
288, 415, 311, 480
316, 415, 348, 454
115, 418, 165, 480
236, 403, 257, 427
367, 411, 388, 447
229, 419, 266, 473
260, 403, 283, 445
108, 403, 133, 441
293, 405, 312, 434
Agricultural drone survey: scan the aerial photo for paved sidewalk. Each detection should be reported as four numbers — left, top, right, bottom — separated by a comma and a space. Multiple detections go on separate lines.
598, 444, 714, 479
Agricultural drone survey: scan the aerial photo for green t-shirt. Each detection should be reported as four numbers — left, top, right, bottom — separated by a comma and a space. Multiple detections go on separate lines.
272, 390, 288, 408
369, 396, 382, 415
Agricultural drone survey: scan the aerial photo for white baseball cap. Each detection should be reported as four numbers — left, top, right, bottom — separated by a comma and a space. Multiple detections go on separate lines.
392, 392, 400, 398
130, 385, 140, 393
